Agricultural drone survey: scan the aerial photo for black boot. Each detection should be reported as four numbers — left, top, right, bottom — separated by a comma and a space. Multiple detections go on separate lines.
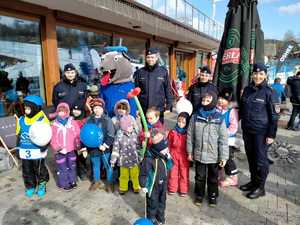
246, 187, 265, 199
239, 181, 256, 192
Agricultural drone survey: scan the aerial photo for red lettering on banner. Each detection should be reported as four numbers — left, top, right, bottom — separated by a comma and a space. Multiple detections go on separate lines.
222, 48, 240, 64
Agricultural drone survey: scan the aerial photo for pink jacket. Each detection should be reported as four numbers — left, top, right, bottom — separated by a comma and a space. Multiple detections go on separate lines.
50, 117, 81, 153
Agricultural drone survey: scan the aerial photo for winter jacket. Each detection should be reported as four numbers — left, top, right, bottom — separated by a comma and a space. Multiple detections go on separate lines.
271, 83, 286, 103
139, 149, 172, 197
52, 77, 87, 109
187, 109, 229, 164
287, 75, 300, 105
50, 117, 81, 154
168, 129, 188, 157
239, 81, 280, 138
111, 99, 140, 133
84, 114, 115, 155
134, 64, 174, 112
110, 130, 140, 167
140, 120, 165, 146
218, 107, 238, 147
16, 111, 50, 160
187, 81, 218, 112
100, 82, 137, 117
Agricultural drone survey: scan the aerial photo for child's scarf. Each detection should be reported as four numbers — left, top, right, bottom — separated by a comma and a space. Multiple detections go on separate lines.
57, 116, 69, 126
174, 124, 187, 134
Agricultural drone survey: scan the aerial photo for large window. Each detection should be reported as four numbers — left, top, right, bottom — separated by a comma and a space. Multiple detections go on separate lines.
56, 26, 111, 83
113, 35, 146, 70
0, 15, 44, 117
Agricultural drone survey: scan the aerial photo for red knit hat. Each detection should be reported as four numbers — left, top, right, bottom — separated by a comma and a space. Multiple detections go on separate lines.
91, 98, 105, 109
120, 115, 133, 131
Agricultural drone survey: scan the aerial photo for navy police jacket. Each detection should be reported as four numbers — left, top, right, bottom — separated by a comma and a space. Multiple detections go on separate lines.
134, 64, 174, 112
52, 77, 87, 109
239, 81, 280, 138
286, 75, 300, 105
187, 81, 218, 112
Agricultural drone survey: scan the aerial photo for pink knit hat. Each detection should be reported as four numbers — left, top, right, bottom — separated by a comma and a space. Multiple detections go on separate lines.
56, 102, 70, 119
120, 115, 133, 131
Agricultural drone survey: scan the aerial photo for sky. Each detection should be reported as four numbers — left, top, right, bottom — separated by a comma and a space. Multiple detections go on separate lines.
189, 0, 299, 40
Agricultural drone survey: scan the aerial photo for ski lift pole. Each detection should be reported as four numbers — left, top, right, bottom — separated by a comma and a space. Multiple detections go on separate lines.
127, 88, 148, 158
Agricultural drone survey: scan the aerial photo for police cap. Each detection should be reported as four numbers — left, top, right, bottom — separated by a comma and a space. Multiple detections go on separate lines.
146, 48, 159, 56
253, 63, 267, 73
64, 63, 76, 72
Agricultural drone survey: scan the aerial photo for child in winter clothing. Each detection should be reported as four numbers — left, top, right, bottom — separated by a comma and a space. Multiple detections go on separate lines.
187, 91, 229, 207
217, 88, 239, 187
111, 99, 139, 133
139, 127, 173, 225
168, 112, 190, 197
71, 101, 89, 181
110, 115, 140, 194
16, 95, 50, 198
50, 102, 80, 191
141, 107, 165, 146
81, 98, 115, 192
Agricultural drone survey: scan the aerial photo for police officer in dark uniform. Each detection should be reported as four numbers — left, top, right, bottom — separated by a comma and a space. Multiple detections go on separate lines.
286, 71, 300, 130
187, 66, 218, 112
239, 63, 280, 199
134, 48, 173, 123
52, 63, 87, 109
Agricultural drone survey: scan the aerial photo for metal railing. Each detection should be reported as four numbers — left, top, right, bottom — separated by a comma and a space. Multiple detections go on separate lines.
136, 0, 223, 40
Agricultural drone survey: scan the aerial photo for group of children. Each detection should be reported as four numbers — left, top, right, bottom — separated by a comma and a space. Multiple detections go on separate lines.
17, 87, 239, 225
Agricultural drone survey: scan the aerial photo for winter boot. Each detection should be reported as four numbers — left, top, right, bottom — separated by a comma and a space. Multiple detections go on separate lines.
88, 181, 103, 191
36, 182, 46, 198
25, 188, 35, 198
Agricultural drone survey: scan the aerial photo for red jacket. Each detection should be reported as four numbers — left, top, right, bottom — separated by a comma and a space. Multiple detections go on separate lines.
140, 120, 165, 146
168, 129, 187, 156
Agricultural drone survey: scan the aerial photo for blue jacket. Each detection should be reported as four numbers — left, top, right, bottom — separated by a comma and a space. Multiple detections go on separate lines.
52, 77, 87, 109
240, 81, 280, 138
271, 83, 285, 102
134, 64, 174, 112
100, 81, 137, 118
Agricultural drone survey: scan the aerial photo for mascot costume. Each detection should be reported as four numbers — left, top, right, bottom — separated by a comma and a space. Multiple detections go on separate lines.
99, 46, 137, 118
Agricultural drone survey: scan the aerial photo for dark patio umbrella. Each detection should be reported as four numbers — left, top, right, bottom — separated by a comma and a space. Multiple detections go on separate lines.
213, 0, 264, 101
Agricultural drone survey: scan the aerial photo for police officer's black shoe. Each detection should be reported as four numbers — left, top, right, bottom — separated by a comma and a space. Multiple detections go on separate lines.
246, 187, 265, 199
239, 182, 256, 192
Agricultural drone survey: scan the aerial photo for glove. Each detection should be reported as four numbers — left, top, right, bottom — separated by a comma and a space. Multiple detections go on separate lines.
99, 145, 106, 151
141, 187, 148, 194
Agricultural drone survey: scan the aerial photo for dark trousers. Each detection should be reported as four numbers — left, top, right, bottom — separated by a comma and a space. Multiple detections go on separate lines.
146, 180, 167, 223
287, 104, 300, 128
194, 161, 218, 199
22, 159, 49, 189
76, 151, 88, 178
55, 151, 77, 188
243, 132, 269, 188
224, 146, 238, 176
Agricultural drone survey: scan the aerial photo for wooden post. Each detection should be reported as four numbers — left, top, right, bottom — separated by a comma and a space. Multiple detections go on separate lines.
169, 46, 176, 81
41, 12, 60, 106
